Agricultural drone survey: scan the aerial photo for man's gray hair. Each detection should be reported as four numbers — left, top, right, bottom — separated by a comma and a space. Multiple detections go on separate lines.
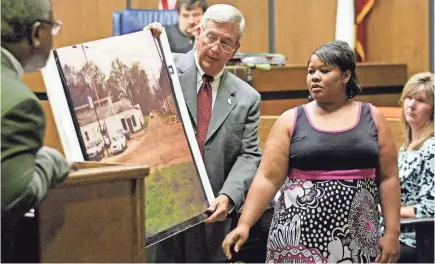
200, 4, 245, 42
1, 0, 51, 43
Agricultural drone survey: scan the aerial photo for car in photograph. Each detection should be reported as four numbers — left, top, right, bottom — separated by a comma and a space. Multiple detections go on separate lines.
109, 134, 127, 155
149, 112, 154, 118
86, 138, 104, 161
116, 128, 131, 140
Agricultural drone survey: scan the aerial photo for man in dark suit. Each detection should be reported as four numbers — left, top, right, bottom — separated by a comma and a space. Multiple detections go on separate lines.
1, 0, 70, 261
164, 0, 207, 53
149, 4, 262, 262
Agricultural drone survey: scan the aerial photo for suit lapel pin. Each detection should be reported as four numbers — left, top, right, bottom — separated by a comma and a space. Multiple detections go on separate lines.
227, 98, 232, 105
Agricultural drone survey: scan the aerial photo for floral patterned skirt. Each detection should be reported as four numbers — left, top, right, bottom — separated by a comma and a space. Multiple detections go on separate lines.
266, 179, 380, 263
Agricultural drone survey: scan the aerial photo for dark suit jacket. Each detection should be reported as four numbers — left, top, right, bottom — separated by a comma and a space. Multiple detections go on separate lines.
164, 23, 194, 53
1, 50, 69, 219
157, 49, 261, 262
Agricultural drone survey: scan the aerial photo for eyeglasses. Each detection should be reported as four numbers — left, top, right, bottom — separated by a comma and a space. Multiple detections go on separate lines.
201, 33, 237, 53
38, 19, 63, 35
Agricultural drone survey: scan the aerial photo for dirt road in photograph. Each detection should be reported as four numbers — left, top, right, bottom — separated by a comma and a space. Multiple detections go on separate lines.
103, 115, 192, 170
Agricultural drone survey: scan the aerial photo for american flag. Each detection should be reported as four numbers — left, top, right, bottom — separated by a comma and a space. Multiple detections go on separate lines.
158, 0, 178, 10
335, 0, 375, 62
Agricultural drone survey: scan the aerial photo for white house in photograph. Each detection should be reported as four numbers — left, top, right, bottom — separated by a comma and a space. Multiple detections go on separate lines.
75, 97, 144, 146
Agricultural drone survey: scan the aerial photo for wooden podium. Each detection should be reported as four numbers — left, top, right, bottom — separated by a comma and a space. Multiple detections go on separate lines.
38, 162, 149, 263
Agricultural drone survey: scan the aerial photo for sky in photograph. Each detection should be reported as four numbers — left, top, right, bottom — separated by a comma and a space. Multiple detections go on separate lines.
55, 31, 164, 86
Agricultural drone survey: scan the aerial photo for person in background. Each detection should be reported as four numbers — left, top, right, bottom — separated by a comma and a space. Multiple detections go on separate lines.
1, 0, 71, 261
147, 4, 261, 262
164, 0, 207, 53
222, 40, 401, 263
394, 72, 434, 262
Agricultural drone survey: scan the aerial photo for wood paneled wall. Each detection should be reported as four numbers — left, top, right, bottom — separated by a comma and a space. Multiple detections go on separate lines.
205, 0, 269, 53
274, 0, 337, 64
366, 0, 430, 77
274, 0, 430, 77
53, 0, 125, 47
132, 0, 159, 9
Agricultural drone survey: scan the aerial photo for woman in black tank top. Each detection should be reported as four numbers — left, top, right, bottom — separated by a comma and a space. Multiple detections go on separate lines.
223, 40, 401, 263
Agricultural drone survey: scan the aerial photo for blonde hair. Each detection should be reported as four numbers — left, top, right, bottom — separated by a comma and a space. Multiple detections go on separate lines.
399, 72, 435, 150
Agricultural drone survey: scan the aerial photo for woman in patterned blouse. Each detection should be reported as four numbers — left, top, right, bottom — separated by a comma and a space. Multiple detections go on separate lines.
397, 72, 434, 262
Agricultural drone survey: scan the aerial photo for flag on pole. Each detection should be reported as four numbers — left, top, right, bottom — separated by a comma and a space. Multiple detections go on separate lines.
158, 0, 178, 10
335, 0, 355, 51
355, 0, 375, 62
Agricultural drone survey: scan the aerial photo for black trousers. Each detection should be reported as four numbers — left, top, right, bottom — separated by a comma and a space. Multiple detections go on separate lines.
151, 222, 229, 263
1, 213, 39, 263
397, 242, 417, 263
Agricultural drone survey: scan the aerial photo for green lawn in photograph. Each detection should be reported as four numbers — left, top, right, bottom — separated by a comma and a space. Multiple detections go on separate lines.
145, 161, 208, 237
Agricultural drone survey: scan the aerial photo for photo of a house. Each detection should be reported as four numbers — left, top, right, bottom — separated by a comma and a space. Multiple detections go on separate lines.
47, 31, 213, 246
75, 97, 143, 160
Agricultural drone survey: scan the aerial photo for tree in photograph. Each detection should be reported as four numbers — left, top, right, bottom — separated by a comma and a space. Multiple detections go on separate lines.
128, 62, 156, 114
156, 65, 176, 114
106, 58, 134, 104
62, 64, 92, 108
80, 61, 108, 104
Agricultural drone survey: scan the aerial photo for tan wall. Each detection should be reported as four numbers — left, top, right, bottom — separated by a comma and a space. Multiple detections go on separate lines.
366, 0, 430, 77
206, 0, 269, 53
132, 0, 159, 9
274, 0, 337, 64
274, 0, 429, 76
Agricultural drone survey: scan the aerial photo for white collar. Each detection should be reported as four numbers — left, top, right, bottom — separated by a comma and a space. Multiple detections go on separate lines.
1, 47, 24, 78
194, 49, 224, 82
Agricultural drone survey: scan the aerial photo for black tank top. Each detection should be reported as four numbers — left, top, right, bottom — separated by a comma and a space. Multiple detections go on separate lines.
289, 102, 379, 174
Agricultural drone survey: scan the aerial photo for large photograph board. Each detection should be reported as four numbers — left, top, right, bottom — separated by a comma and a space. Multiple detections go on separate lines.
41, 30, 214, 246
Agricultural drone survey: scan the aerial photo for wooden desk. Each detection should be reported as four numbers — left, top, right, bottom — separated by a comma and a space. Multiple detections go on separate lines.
228, 63, 408, 115
38, 163, 148, 263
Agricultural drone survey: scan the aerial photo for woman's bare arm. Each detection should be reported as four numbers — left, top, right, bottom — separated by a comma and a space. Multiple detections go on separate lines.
236, 109, 296, 229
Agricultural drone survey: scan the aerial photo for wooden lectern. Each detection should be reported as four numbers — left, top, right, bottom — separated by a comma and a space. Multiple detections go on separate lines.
38, 162, 148, 263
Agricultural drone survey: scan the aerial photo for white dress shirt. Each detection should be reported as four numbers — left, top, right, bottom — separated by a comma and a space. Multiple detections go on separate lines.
194, 50, 224, 110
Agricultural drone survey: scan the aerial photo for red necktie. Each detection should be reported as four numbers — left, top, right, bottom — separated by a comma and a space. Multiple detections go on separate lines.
196, 74, 214, 157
